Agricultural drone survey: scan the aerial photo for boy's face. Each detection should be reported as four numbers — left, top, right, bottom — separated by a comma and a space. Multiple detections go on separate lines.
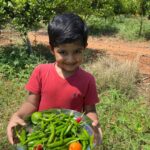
52, 41, 85, 75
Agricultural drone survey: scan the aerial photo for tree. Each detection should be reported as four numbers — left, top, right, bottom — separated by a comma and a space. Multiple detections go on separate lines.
91, 0, 115, 22
0, 0, 11, 34
136, 0, 148, 36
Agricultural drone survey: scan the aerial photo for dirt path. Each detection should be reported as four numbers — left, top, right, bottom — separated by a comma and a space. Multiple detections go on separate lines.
28, 31, 150, 76
88, 36, 150, 75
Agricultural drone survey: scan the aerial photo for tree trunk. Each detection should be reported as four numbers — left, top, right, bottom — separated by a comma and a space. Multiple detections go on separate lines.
26, 37, 32, 54
139, 15, 143, 37
23, 36, 32, 54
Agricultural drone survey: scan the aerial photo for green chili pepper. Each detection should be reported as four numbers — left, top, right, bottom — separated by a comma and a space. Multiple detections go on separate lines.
27, 131, 42, 137
82, 140, 87, 150
90, 134, 94, 149
83, 128, 90, 138
25, 132, 45, 144
60, 125, 68, 141
47, 137, 77, 148
47, 140, 63, 148
64, 123, 73, 135
47, 123, 55, 143
28, 140, 38, 147
52, 145, 68, 150
15, 127, 27, 145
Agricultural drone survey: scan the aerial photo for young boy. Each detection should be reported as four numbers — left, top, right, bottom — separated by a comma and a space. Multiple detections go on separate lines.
7, 13, 102, 145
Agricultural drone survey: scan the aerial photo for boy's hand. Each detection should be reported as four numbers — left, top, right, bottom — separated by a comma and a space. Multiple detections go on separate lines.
92, 120, 102, 145
84, 105, 102, 145
7, 113, 26, 145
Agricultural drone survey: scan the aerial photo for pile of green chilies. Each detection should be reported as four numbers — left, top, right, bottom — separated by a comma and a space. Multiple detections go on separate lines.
15, 111, 94, 150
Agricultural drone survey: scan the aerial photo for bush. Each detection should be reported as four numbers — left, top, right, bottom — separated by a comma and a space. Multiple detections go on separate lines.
0, 44, 54, 80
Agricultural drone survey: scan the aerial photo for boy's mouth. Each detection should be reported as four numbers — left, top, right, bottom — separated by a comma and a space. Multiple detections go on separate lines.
64, 62, 77, 66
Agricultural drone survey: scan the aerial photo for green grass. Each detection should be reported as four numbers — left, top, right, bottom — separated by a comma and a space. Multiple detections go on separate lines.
97, 89, 150, 150
0, 79, 26, 150
87, 15, 150, 41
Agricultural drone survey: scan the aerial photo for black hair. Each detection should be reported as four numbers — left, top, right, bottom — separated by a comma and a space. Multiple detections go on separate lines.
48, 13, 88, 49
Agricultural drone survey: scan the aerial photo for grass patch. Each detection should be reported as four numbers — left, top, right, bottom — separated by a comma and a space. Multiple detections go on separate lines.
97, 89, 150, 150
87, 15, 150, 41
0, 79, 26, 150
84, 56, 140, 98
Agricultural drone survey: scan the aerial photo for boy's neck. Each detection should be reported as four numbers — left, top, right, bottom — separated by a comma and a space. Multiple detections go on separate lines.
54, 63, 79, 79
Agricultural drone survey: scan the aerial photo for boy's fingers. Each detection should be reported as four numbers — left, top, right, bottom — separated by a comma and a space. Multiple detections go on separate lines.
92, 120, 99, 127
7, 128, 13, 144
7, 123, 17, 145
7, 118, 26, 145
16, 119, 26, 126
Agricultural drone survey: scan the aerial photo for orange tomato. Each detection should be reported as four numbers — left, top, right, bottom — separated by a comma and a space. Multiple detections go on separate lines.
69, 141, 82, 150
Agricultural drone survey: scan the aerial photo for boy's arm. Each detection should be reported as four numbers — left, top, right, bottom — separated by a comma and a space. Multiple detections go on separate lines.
15, 92, 40, 118
7, 92, 40, 144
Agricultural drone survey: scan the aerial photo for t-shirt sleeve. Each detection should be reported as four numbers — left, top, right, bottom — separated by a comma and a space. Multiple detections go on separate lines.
84, 76, 99, 105
25, 65, 42, 94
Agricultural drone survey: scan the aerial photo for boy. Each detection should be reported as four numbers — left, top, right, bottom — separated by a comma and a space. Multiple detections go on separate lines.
7, 13, 102, 145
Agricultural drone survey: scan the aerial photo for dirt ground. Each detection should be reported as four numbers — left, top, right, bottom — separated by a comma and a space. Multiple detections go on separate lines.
0, 30, 150, 80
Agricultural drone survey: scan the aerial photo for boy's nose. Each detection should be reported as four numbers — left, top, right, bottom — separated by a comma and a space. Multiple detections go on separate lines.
66, 55, 75, 63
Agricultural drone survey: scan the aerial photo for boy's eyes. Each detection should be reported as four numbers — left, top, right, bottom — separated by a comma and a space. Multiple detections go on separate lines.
57, 49, 82, 55
75, 49, 82, 54
58, 50, 66, 54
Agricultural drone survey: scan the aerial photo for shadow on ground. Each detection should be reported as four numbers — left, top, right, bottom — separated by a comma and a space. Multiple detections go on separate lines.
0, 44, 55, 68
0, 44, 106, 67
88, 24, 118, 36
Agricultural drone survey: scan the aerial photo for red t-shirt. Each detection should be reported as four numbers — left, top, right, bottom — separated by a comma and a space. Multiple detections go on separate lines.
25, 63, 99, 112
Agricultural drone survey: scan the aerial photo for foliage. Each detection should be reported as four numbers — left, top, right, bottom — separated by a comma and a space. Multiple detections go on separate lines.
0, 0, 10, 30
87, 15, 150, 40
0, 45, 55, 80
92, 0, 115, 18
1, 0, 150, 46
5, 0, 44, 36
